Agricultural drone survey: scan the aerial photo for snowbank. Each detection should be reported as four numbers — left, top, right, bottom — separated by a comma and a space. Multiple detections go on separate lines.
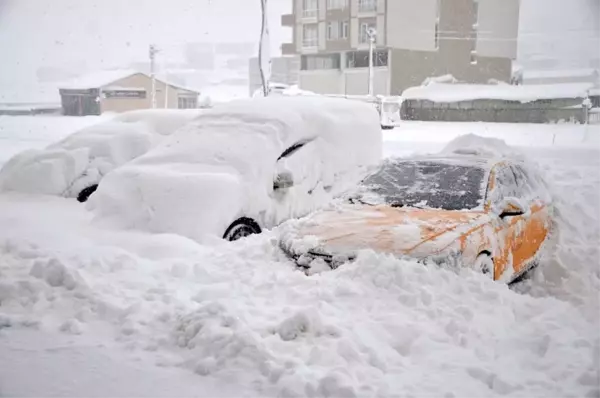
0, 120, 598, 397
89, 96, 383, 240
0, 110, 201, 198
440, 133, 524, 159
402, 82, 594, 103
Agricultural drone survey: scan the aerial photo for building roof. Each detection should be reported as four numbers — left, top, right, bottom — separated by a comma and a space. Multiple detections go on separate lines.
59, 69, 200, 94
402, 82, 595, 103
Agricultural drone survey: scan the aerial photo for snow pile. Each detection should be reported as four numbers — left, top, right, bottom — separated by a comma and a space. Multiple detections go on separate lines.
0, 110, 201, 198
440, 133, 524, 159
0, 193, 597, 397
89, 96, 382, 240
422, 74, 458, 86
0, 117, 598, 397
402, 82, 594, 103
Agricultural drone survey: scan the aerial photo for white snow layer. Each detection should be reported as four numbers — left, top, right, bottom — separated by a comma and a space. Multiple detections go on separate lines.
0, 118, 598, 398
402, 82, 594, 103
88, 96, 383, 241
0, 110, 201, 198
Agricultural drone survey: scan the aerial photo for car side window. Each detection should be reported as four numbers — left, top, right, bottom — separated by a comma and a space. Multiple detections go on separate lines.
511, 165, 534, 200
489, 164, 518, 204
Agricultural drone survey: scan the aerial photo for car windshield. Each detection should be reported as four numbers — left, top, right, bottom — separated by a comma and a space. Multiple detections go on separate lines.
353, 159, 487, 211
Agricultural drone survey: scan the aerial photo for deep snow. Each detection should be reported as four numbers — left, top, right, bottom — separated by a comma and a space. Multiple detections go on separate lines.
0, 117, 599, 397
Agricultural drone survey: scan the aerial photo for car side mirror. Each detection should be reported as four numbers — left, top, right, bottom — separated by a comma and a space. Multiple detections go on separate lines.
274, 171, 294, 191
495, 197, 526, 219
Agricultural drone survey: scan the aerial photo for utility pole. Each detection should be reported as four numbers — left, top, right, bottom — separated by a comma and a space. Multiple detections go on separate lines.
149, 44, 159, 108
367, 28, 377, 97
258, 0, 271, 97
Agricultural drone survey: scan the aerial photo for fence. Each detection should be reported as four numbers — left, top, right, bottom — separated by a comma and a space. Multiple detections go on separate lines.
401, 98, 588, 124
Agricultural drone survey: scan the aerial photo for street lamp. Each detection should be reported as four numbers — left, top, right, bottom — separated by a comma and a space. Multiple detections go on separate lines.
367, 27, 377, 97
259, 0, 271, 97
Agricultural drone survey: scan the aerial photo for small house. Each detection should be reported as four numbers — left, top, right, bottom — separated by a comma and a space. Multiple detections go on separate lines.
58, 70, 200, 116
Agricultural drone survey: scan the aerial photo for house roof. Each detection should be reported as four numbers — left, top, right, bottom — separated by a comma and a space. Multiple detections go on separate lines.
58, 69, 200, 94
402, 82, 595, 103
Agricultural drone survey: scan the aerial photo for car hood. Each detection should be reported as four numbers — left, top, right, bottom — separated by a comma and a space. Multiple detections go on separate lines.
281, 204, 487, 258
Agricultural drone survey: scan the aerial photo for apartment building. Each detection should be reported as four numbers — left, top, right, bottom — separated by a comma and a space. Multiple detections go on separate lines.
281, 0, 520, 95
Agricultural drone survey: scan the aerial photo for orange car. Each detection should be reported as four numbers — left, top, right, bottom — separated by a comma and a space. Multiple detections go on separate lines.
279, 154, 554, 283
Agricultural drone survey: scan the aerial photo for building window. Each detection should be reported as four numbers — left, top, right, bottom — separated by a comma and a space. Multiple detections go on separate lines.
346, 50, 388, 68
327, 21, 349, 41
327, 21, 340, 40
359, 21, 376, 44
358, 0, 377, 13
301, 54, 341, 70
178, 96, 197, 109
327, 0, 348, 10
302, 0, 318, 18
470, 50, 477, 65
303, 24, 318, 47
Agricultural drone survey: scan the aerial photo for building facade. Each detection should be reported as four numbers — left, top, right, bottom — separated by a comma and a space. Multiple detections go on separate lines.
281, 0, 520, 95
59, 70, 200, 116
249, 56, 301, 96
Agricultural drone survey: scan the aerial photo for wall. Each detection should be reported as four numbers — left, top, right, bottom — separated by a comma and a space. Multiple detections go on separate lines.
388, 0, 512, 95
401, 98, 587, 123
476, 0, 520, 59
100, 73, 195, 113
389, 49, 511, 95
386, 0, 437, 51
343, 67, 389, 95
299, 70, 344, 94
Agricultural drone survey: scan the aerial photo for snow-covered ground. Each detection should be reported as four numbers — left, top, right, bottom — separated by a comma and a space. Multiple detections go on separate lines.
0, 116, 599, 397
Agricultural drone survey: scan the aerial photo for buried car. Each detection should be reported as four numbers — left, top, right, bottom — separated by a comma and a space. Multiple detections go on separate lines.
87, 96, 383, 242
0, 109, 202, 202
279, 152, 554, 283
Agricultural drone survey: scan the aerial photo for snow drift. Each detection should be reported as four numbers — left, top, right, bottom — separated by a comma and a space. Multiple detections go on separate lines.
0, 109, 202, 198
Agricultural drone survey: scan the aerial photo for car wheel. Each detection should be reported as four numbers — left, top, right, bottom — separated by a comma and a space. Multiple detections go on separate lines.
474, 252, 494, 279
77, 184, 98, 203
223, 217, 261, 241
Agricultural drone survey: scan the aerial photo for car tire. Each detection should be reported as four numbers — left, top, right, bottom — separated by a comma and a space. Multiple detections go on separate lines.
474, 252, 495, 279
223, 217, 261, 241
77, 184, 98, 203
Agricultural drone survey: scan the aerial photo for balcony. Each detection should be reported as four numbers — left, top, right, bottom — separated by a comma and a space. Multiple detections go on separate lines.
302, 8, 318, 19
358, 0, 377, 14
281, 43, 296, 55
281, 13, 295, 27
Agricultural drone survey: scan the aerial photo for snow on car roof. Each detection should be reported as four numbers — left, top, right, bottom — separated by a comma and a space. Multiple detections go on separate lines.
402, 82, 594, 103
146, 95, 382, 166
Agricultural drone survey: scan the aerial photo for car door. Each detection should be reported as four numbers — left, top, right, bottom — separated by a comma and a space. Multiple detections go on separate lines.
510, 164, 551, 267
271, 139, 324, 225
489, 163, 529, 278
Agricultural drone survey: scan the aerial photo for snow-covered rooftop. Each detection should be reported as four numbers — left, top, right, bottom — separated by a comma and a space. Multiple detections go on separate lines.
59, 70, 200, 94
402, 82, 595, 103
59, 69, 140, 90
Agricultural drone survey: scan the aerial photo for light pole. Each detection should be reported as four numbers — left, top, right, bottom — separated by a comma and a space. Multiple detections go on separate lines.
259, 0, 271, 97
149, 44, 159, 108
367, 27, 377, 97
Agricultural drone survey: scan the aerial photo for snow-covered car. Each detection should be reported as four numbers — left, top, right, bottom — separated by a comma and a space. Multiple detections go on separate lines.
279, 148, 554, 284
0, 109, 202, 202
88, 96, 383, 241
